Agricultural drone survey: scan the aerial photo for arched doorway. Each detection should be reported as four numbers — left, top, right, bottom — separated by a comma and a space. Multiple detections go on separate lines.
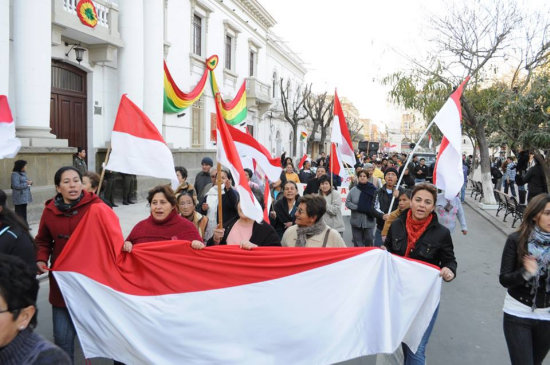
50, 60, 87, 152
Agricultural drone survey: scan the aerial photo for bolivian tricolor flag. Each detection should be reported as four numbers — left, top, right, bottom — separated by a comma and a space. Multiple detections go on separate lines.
208, 55, 248, 125
163, 61, 208, 113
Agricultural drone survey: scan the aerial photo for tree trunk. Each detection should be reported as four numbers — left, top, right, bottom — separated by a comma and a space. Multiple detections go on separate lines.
474, 120, 496, 205
319, 126, 328, 154
542, 150, 550, 194
291, 124, 298, 158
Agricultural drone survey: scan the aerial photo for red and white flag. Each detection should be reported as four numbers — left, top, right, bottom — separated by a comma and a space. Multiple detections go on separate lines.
227, 123, 282, 182
433, 77, 469, 199
215, 94, 263, 222
105, 95, 178, 187
428, 133, 433, 149
0, 95, 21, 159
53, 203, 442, 365
330, 90, 356, 168
330, 142, 350, 178
297, 154, 308, 169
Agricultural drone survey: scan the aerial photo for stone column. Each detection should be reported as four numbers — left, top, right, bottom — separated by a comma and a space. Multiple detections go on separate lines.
117, 0, 144, 108
0, 0, 9, 96
12, 0, 65, 146
143, 0, 164, 133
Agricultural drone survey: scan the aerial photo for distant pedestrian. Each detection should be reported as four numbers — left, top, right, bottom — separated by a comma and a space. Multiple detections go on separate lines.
504, 156, 517, 198
499, 194, 550, 365
318, 175, 344, 236
414, 158, 428, 184
346, 170, 377, 246
72, 147, 87, 175
298, 160, 314, 184
523, 154, 548, 203
434, 192, 467, 235
195, 157, 214, 202
174, 166, 196, 199
10, 160, 32, 224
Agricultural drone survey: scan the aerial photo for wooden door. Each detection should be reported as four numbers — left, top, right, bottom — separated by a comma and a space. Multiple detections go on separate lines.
50, 61, 87, 150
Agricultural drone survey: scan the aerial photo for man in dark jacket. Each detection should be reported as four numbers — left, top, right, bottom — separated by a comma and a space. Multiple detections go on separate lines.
303, 166, 327, 195
523, 155, 548, 202
414, 158, 429, 183
373, 167, 404, 247
195, 157, 214, 202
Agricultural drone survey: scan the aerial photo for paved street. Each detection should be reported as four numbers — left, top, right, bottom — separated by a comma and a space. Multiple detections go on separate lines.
32, 199, 550, 364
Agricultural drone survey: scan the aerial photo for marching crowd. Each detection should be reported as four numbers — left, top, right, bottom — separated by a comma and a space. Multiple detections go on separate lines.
0, 148, 548, 365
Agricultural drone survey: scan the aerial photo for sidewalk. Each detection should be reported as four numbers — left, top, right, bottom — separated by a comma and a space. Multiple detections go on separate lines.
462, 188, 516, 237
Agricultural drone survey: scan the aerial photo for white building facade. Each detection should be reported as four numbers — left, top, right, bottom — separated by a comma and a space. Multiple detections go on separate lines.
1, 0, 307, 218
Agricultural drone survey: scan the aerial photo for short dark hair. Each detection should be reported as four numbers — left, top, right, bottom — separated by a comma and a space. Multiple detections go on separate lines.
244, 168, 253, 179
175, 166, 188, 179
12, 160, 27, 172
318, 175, 331, 186
283, 180, 298, 191
83, 171, 100, 189
420, 158, 426, 161
0, 254, 39, 328
76, 147, 85, 153
299, 194, 326, 223
400, 189, 412, 199
176, 190, 198, 206
316, 166, 326, 173
147, 185, 177, 207
357, 170, 368, 178
54, 166, 82, 186
411, 182, 437, 203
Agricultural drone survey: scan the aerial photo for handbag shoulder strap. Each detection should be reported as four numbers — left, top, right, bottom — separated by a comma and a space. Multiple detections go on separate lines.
322, 228, 331, 248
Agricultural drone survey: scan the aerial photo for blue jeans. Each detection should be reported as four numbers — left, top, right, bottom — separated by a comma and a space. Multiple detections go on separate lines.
414, 178, 426, 184
504, 180, 517, 197
402, 305, 439, 365
52, 306, 76, 362
374, 228, 383, 247
460, 181, 467, 202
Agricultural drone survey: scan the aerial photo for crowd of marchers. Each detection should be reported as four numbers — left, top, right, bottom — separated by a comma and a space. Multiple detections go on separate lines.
0, 147, 549, 365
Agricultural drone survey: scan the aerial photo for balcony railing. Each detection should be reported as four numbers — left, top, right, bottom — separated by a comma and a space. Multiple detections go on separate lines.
63, 0, 109, 28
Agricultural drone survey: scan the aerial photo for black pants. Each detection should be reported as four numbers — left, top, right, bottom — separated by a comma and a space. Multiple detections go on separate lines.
14, 204, 27, 225
503, 312, 550, 365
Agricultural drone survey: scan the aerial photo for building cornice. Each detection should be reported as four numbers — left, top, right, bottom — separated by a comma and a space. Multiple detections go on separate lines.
266, 35, 307, 76
236, 0, 277, 29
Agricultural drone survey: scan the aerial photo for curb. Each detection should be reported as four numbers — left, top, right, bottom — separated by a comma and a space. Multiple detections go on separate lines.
463, 194, 514, 237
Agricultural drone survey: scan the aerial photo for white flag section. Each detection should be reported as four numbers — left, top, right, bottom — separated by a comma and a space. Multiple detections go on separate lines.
53, 204, 441, 365
0, 95, 21, 159
331, 91, 356, 167
227, 123, 282, 182
215, 94, 263, 222
105, 95, 178, 186
433, 78, 468, 200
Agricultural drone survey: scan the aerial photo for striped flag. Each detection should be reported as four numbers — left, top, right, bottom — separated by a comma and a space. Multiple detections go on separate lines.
215, 94, 263, 222
53, 203, 442, 365
331, 90, 356, 167
0, 95, 21, 159
433, 78, 469, 199
105, 95, 178, 188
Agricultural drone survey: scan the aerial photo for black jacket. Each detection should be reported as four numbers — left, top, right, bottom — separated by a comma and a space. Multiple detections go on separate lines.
198, 187, 239, 226
272, 198, 299, 237
413, 164, 429, 180
207, 216, 281, 246
0, 224, 36, 272
298, 169, 314, 184
523, 164, 547, 197
499, 232, 550, 308
374, 185, 404, 230
385, 210, 457, 275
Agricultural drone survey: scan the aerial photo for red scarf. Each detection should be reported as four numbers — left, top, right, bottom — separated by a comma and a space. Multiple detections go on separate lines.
404, 209, 433, 257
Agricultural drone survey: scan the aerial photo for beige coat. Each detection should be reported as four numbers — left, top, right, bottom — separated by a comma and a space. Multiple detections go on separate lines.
281, 224, 346, 247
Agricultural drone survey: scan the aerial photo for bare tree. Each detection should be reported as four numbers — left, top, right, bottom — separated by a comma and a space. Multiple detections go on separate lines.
304, 91, 334, 155
280, 79, 311, 157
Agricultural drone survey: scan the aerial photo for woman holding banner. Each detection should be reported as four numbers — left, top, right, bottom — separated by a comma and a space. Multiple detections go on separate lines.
35, 166, 103, 361
384, 182, 457, 364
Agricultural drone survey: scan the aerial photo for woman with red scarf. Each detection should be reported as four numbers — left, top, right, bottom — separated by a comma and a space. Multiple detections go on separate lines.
384, 182, 457, 365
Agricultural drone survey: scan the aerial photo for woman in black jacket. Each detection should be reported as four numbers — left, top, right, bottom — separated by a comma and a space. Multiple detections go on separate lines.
499, 194, 550, 365
271, 181, 300, 238
523, 154, 548, 203
0, 190, 35, 272
202, 202, 281, 248
384, 182, 457, 364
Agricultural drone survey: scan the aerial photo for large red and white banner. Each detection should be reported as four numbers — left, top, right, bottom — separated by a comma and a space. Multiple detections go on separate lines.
54, 204, 441, 364
0, 95, 21, 159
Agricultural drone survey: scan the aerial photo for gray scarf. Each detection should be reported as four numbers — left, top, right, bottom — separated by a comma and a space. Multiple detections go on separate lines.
295, 220, 326, 247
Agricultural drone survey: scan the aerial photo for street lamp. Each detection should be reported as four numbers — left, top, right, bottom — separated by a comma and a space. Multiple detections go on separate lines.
65, 42, 86, 64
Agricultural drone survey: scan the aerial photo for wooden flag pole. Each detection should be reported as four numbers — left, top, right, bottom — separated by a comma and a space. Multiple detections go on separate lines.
216, 163, 223, 228
96, 145, 111, 195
